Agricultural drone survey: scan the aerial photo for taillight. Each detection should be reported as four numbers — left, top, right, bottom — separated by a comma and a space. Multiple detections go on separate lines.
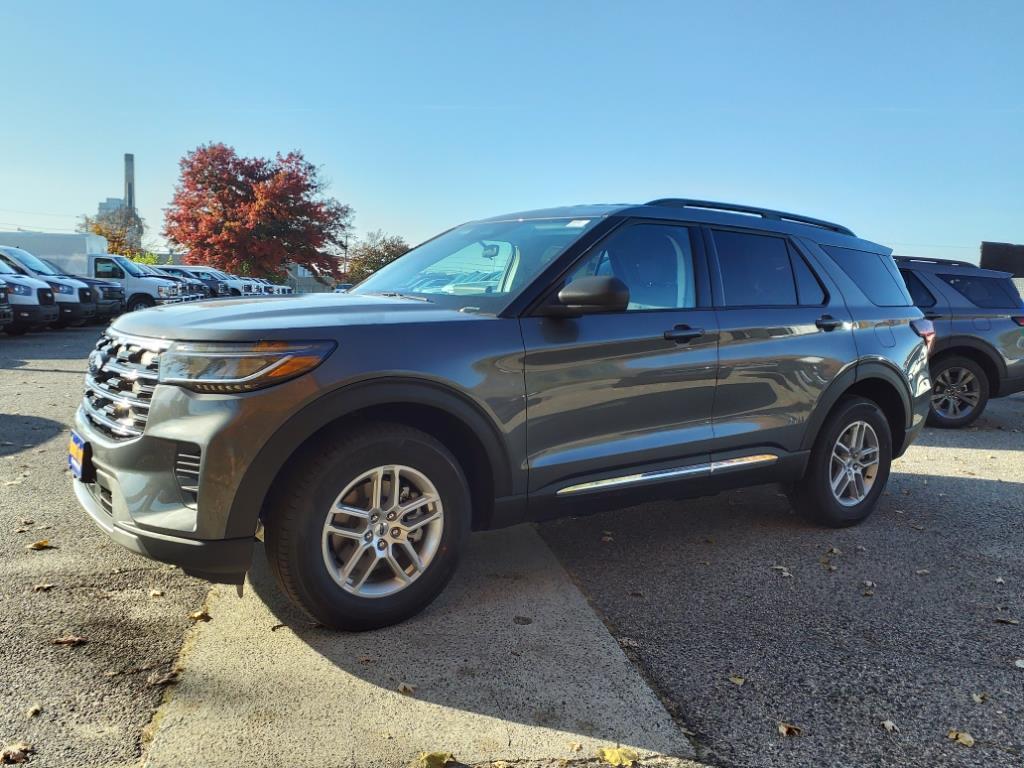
1012, 316, 1024, 327
910, 318, 936, 353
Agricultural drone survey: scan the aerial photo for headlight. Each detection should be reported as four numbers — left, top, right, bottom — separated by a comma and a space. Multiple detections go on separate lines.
159, 340, 336, 393
8, 283, 32, 296
157, 285, 171, 298
48, 281, 74, 295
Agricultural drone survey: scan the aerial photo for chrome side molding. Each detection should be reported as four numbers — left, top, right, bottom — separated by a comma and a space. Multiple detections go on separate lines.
556, 453, 778, 496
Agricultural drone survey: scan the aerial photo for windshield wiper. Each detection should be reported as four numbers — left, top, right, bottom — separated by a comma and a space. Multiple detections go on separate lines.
369, 291, 432, 302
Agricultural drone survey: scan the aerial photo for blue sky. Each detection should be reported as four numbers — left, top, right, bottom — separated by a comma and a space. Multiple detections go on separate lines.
2, 0, 1021, 261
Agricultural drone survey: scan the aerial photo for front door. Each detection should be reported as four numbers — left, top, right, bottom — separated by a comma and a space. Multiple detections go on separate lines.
521, 221, 719, 494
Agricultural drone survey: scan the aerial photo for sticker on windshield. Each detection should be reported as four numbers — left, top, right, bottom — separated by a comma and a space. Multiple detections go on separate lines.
566, 219, 591, 228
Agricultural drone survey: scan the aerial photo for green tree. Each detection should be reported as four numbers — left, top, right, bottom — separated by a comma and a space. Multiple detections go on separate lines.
346, 230, 410, 284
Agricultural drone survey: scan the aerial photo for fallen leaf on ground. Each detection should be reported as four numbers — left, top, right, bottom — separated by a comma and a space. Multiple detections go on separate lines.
881, 719, 899, 733
25, 540, 55, 551
19, 518, 34, 526
994, 617, 1019, 625
147, 670, 179, 686
771, 565, 792, 577
619, 637, 639, 649
971, 692, 988, 704
513, 616, 533, 625
188, 609, 211, 622
270, 623, 287, 632
1, 741, 34, 764
32, 584, 55, 592
52, 635, 87, 647
855, 545, 867, 552
149, 589, 164, 598
777, 722, 802, 737
915, 569, 930, 576
357, 655, 375, 664
995, 577, 1005, 585
827, 546, 842, 555
25, 704, 41, 719
910, 523, 926, 531
397, 682, 417, 696
629, 590, 643, 598
596, 746, 640, 766
601, 535, 614, 543
1014, 659, 1024, 669
728, 675, 745, 686
569, 741, 582, 752
947, 729, 975, 747
411, 752, 455, 768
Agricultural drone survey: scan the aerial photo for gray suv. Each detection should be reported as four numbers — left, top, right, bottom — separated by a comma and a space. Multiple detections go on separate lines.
896, 256, 1024, 427
69, 199, 931, 629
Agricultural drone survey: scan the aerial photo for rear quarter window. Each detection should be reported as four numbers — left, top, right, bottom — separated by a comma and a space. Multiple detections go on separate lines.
899, 269, 937, 308
938, 274, 1022, 309
820, 245, 911, 307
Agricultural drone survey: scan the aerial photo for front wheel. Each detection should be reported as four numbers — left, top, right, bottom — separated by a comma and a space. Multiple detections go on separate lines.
927, 355, 988, 428
789, 396, 892, 528
127, 296, 155, 312
264, 423, 471, 630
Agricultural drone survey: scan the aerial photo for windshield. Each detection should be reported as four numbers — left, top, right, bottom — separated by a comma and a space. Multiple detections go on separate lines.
2, 247, 60, 276
0, 259, 17, 275
351, 217, 600, 311
113, 256, 146, 277
40, 259, 70, 276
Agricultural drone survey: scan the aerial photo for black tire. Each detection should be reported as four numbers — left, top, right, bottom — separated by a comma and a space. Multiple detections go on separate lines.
926, 355, 989, 429
789, 396, 892, 528
127, 296, 154, 312
264, 422, 471, 630
229, 288, 241, 296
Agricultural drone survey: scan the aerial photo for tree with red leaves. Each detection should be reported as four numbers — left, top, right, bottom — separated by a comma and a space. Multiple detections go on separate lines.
164, 143, 353, 281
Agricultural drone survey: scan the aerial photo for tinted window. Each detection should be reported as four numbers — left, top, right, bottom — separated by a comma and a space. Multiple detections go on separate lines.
791, 246, 826, 305
567, 224, 697, 310
939, 274, 1022, 309
95, 258, 123, 279
820, 246, 910, 306
714, 230, 795, 306
899, 269, 936, 308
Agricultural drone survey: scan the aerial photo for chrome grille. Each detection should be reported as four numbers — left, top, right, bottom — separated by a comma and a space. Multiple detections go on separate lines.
82, 332, 167, 440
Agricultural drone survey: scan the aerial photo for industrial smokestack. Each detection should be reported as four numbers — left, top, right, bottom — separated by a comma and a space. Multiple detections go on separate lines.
124, 153, 135, 213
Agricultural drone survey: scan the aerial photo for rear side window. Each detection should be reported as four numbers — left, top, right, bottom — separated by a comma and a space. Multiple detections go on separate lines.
713, 230, 796, 306
899, 269, 936, 308
938, 274, 1021, 309
791, 247, 826, 305
820, 245, 910, 306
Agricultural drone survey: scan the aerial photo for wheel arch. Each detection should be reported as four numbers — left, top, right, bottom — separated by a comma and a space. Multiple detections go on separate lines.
930, 338, 1004, 395
126, 292, 155, 308
801, 361, 912, 456
228, 377, 514, 537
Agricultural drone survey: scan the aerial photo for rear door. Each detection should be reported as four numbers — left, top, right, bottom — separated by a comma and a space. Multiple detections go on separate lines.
708, 228, 857, 455
521, 221, 719, 494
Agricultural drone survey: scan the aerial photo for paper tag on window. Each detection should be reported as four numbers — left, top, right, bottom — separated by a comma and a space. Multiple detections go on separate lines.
566, 219, 591, 228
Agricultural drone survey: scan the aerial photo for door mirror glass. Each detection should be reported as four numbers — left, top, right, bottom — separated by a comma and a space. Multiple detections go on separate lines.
547, 276, 630, 316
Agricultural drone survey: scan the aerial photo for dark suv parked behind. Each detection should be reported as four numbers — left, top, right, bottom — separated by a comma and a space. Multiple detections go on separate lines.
69, 199, 932, 629
896, 257, 1024, 427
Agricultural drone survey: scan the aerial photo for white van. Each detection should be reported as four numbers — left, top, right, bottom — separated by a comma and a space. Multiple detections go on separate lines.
0, 246, 95, 327
0, 258, 58, 334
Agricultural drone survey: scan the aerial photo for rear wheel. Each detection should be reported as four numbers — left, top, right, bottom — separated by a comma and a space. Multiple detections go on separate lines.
264, 423, 471, 630
789, 396, 892, 527
927, 355, 988, 428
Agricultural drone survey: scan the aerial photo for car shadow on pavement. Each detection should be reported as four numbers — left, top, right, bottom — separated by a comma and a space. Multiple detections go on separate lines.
241, 525, 693, 762
0, 413, 66, 455
0, 326, 103, 369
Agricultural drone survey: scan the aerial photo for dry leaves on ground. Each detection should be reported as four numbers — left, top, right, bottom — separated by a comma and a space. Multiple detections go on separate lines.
771, 565, 792, 578
149, 589, 164, 598
24, 704, 41, 719
777, 722, 802, 737
147, 670, 180, 687
728, 675, 746, 686
995, 576, 1005, 585
411, 752, 456, 768
619, 637, 640, 649
25, 540, 56, 551
568, 741, 582, 753
397, 682, 417, 696
1, 741, 35, 764
513, 616, 533, 626
52, 635, 87, 647
915, 569, 930, 576
596, 746, 640, 766
881, 720, 899, 733
32, 584, 54, 592
947, 729, 975, 747
1014, 659, 1024, 669
971, 692, 988, 704
188, 609, 211, 622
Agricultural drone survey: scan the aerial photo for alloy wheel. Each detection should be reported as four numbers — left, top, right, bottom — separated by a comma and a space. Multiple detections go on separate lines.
321, 465, 444, 598
830, 420, 880, 507
931, 367, 980, 420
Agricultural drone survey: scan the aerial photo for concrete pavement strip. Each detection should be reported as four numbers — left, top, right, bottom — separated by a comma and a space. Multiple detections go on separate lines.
142, 525, 704, 768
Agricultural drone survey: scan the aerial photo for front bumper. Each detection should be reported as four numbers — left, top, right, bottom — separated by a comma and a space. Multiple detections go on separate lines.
0, 305, 12, 325
96, 299, 124, 319
12, 303, 59, 327
59, 301, 98, 322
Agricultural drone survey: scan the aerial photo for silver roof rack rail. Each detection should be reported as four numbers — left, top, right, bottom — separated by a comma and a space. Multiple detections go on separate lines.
645, 198, 855, 237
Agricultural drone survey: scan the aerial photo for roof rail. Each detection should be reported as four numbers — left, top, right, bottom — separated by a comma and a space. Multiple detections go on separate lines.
893, 255, 977, 269
645, 198, 855, 237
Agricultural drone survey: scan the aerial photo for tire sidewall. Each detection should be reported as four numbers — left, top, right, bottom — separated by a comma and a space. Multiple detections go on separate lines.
807, 399, 892, 527
284, 432, 470, 628
927, 356, 989, 428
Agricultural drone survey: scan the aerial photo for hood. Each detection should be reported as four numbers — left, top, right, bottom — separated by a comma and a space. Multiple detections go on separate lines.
2, 273, 50, 289
111, 292, 488, 341
43, 275, 88, 290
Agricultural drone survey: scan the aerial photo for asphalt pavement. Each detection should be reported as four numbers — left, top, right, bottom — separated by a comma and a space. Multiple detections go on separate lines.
1, 326, 1022, 768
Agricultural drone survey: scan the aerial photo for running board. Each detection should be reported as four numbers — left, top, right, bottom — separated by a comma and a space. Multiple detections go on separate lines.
555, 453, 778, 496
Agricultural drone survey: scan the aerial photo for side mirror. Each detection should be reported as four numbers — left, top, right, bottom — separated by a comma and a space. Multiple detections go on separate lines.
544, 275, 629, 317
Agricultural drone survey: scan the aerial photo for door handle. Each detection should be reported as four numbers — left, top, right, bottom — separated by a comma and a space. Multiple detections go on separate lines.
815, 315, 843, 332
923, 312, 941, 320
664, 325, 704, 343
